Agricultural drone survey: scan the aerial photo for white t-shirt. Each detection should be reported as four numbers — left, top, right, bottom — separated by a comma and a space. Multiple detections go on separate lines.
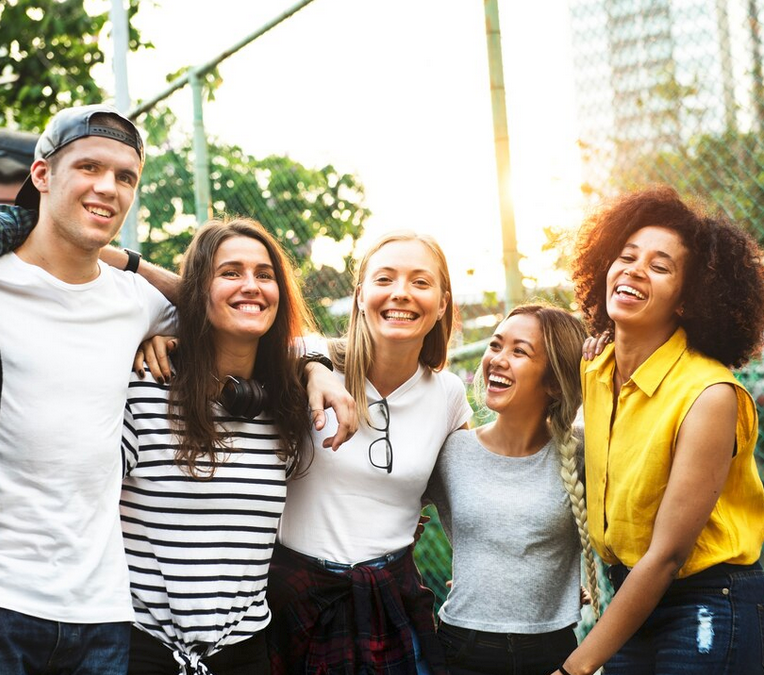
0, 254, 175, 623
278, 363, 471, 563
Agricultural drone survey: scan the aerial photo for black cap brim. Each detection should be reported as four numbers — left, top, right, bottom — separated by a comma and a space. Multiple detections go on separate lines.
15, 174, 40, 211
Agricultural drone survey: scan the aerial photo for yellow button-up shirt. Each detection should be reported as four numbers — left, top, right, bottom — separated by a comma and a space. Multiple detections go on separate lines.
583, 327, 764, 577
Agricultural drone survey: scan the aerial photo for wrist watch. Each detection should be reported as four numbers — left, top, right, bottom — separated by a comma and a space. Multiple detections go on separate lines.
301, 351, 334, 372
123, 248, 142, 273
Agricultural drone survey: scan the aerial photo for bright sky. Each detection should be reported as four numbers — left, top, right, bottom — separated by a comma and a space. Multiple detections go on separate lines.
95, 0, 584, 298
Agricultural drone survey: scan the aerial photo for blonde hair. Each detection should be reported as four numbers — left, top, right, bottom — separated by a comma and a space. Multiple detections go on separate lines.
330, 230, 455, 423
478, 304, 601, 617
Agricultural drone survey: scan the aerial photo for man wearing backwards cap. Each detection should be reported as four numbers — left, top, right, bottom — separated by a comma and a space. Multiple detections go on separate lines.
0, 104, 175, 675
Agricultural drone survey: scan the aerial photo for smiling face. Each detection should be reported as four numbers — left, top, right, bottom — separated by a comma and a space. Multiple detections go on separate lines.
206, 236, 280, 347
605, 225, 688, 333
33, 136, 141, 253
482, 313, 552, 415
356, 239, 449, 352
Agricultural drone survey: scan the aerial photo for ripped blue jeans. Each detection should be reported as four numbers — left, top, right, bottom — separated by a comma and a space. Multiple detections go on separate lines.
604, 562, 764, 674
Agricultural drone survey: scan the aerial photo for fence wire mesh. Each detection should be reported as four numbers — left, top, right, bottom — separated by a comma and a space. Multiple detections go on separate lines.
135, 89, 371, 337
570, 0, 764, 242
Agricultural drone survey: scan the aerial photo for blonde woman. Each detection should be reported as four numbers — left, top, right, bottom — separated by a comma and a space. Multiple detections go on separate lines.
267, 231, 472, 675
427, 305, 600, 675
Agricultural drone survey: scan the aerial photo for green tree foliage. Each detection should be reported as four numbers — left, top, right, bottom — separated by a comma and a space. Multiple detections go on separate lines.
575, 64, 764, 245
138, 108, 371, 334
413, 504, 452, 612
735, 360, 764, 485
0, 0, 149, 130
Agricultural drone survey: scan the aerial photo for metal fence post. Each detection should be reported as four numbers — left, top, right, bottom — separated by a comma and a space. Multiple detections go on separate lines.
189, 70, 212, 226
484, 0, 523, 310
111, 0, 139, 250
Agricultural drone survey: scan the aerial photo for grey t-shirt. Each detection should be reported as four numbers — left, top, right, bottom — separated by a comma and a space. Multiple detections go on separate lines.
426, 429, 582, 633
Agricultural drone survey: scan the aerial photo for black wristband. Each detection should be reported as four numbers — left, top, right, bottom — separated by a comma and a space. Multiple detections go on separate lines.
123, 248, 142, 273
558, 665, 573, 675
301, 351, 334, 372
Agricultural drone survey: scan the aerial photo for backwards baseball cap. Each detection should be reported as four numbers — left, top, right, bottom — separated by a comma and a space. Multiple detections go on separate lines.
15, 104, 144, 211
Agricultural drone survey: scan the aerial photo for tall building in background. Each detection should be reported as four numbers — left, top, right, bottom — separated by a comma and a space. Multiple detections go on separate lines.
569, 0, 764, 193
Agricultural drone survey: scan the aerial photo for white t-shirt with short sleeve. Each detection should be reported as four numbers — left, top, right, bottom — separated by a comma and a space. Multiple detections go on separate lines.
278, 362, 471, 563
0, 254, 175, 623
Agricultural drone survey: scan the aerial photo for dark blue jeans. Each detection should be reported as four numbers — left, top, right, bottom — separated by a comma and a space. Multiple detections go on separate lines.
437, 621, 577, 675
0, 607, 130, 675
605, 562, 764, 674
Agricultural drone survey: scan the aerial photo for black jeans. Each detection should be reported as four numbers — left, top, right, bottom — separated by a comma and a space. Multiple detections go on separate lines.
128, 626, 270, 675
437, 621, 577, 675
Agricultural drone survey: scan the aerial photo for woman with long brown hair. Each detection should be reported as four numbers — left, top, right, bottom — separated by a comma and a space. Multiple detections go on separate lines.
120, 218, 314, 674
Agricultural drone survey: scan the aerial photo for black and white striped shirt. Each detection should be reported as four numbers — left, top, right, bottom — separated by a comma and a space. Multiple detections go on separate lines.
120, 372, 286, 670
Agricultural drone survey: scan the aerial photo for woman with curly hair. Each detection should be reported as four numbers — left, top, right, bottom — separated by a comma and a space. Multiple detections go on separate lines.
428, 304, 600, 675
551, 186, 764, 675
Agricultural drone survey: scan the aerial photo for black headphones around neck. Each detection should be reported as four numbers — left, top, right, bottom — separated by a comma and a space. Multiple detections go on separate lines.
218, 376, 269, 419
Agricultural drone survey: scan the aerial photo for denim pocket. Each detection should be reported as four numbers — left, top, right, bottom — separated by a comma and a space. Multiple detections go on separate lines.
723, 570, 764, 672
664, 585, 730, 598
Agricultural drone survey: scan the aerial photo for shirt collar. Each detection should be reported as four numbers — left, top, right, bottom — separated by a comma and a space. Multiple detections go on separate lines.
587, 327, 689, 397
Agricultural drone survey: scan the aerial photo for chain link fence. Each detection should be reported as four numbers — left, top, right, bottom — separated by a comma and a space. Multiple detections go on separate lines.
570, 0, 764, 240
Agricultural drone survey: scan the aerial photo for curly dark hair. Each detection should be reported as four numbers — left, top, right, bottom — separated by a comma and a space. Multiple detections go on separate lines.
572, 185, 764, 368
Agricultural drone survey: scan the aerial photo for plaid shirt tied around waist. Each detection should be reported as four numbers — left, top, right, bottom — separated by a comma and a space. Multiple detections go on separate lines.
266, 543, 446, 675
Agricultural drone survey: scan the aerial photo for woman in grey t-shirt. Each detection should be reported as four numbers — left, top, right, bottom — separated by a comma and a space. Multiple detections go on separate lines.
427, 304, 600, 675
